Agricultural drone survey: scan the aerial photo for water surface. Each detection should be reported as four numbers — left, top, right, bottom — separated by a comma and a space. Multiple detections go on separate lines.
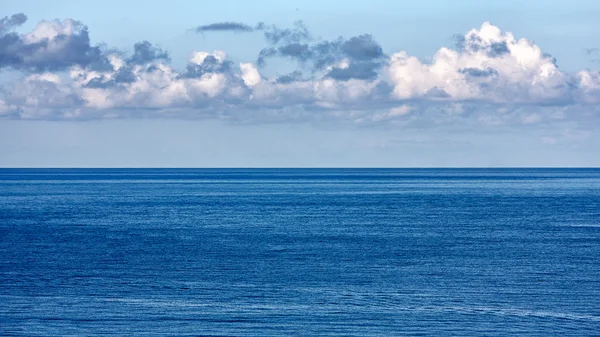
1, 168, 599, 335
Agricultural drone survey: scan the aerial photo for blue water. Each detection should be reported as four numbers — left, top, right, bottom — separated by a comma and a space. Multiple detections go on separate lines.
1, 168, 600, 336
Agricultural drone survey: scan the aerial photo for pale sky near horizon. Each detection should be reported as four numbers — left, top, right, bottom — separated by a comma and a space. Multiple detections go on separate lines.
1, 0, 599, 167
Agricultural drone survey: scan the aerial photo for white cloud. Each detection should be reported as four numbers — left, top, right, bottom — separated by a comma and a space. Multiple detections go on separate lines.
387, 22, 572, 104
577, 70, 600, 104
1, 19, 600, 127
240, 63, 261, 87
23, 19, 77, 44
64, 52, 236, 110
190, 50, 227, 65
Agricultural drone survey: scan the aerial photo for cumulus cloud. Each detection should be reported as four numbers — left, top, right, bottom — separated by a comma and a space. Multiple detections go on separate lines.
240, 63, 261, 87
577, 69, 600, 103
1, 15, 600, 126
0, 14, 111, 72
388, 22, 575, 104
70, 50, 245, 111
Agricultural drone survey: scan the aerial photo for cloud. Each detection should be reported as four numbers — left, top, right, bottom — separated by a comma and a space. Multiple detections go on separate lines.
70, 50, 245, 111
387, 22, 574, 104
0, 13, 27, 33
275, 71, 304, 84
458, 67, 498, 78
0, 16, 112, 72
257, 30, 387, 82
194, 22, 256, 33
240, 63, 261, 87
577, 69, 600, 103
262, 21, 311, 45
341, 34, 384, 61
258, 34, 386, 68
129, 41, 170, 65
326, 60, 383, 81
1, 15, 599, 128
180, 50, 232, 79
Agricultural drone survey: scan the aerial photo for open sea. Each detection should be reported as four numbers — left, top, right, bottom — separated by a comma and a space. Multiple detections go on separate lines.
1, 168, 600, 336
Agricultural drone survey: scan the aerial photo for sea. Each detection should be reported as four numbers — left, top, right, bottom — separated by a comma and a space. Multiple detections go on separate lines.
1, 168, 599, 336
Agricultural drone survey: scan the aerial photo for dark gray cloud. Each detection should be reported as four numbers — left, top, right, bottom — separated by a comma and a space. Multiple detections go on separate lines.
0, 14, 166, 74
459, 67, 498, 78
193, 20, 311, 44
0, 16, 112, 72
0, 33, 23, 66
30, 26, 113, 71
128, 41, 170, 65
257, 47, 277, 67
195, 22, 255, 33
276, 71, 304, 84
0, 13, 27, 33
488, 41, 509, 57
84, 41, 169, 88
263, 21, 311, 45
180, 55, 233, 79
277, 43, 312, 61
454, 34, 509, 57
310, 40, 343, 69
258, 29, 386, 81
83, 67, 139, 89
113, 68, 137, 83
83, 49, 174, 89
326, 61, 382, 81
341, 35, 384, 61
257, 42, 315, 68
83, 65, 146, 89
192, 20, 384, 82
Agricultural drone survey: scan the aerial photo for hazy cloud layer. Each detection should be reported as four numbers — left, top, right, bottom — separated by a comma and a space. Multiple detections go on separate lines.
1, 14, 599, 127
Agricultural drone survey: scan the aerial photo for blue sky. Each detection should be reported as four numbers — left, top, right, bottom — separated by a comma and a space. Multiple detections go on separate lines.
1, 0, 599, 167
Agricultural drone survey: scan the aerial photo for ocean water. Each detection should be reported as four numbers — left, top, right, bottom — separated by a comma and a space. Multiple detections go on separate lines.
1, 168, 600, 336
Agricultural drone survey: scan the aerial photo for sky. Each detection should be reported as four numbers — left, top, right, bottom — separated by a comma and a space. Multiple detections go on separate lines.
1, 0, 599, 167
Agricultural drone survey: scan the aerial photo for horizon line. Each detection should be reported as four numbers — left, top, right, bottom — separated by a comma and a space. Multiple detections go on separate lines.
1, 167, 599, 170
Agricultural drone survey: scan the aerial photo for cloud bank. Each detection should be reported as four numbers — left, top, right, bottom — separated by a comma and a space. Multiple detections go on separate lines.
1, 13, 599, 127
